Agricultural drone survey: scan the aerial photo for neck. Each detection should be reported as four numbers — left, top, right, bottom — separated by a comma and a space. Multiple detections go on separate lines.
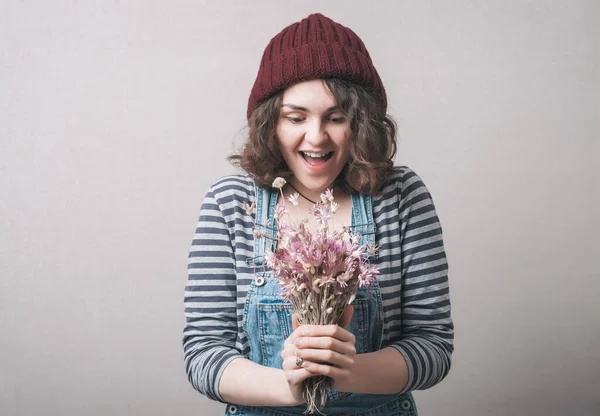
287, 179, 340, 205
287, 182, 318, 204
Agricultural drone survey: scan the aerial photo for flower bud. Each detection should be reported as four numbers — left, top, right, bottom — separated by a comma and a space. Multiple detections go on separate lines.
272, 177, 287, 189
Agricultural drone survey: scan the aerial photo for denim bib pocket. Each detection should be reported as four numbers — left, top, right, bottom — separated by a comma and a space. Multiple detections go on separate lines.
258, 299, 293, 368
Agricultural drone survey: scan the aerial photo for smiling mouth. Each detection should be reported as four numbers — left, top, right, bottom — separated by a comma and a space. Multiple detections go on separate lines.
300, 151, 334, 162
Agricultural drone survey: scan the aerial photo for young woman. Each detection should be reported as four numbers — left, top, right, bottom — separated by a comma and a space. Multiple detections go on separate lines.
183, 13, 454, 416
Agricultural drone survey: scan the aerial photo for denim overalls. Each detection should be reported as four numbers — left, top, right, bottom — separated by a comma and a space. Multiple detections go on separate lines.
225, 186, 417, 416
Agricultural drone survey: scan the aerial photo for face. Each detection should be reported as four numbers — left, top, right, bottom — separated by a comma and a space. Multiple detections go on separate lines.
276, 79, 351, 195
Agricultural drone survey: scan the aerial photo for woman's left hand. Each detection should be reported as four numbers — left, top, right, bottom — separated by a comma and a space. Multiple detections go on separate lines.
291, 306, 356, 389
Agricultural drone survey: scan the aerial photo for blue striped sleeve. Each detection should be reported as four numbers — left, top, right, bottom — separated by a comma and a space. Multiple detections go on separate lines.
183, 185, 243, 402
389, 168, 454, 392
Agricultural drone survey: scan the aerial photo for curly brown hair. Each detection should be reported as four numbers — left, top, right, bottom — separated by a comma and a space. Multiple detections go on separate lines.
228, 78, 398, 194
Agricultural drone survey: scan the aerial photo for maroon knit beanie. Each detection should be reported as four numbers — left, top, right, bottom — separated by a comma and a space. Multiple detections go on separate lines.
247, 13, 387, 119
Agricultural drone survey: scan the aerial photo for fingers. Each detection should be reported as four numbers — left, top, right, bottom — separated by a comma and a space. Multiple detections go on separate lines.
293, 335, 356, 369
282, 323, 356, 384
295, 347, 354, 368
293, 324, 356, 344
281, 342, 315, 385
294, 335, 356, 356
290, 311, 355, 341
281, 355, 314, 384
299, 360, 351, 380
285, 312, 357, 384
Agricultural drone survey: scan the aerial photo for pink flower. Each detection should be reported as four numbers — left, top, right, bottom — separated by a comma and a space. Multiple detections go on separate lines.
287, 193, 299, 207
274, 202, 287, 220
366, 243, 379, 256
351, 245, 366, 259
243, 201, 256, 216
314, 203, 331, 225
321, 188, 334, 203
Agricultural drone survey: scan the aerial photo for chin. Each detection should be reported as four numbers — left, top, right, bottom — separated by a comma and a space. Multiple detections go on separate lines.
307, 178, 337, 192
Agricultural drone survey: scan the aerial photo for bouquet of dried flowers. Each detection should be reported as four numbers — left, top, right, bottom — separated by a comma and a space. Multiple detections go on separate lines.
261, 177, 379, 414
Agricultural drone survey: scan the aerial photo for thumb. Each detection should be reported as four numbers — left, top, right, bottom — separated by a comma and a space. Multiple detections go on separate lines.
338, 304, 354, 328
292, 313, 300, 330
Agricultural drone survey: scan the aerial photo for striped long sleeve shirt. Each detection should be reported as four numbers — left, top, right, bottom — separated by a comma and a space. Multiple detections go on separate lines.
183, 166, 454, 402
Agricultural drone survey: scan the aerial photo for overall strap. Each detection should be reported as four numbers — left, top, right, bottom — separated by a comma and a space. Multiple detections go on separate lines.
250, 184, 279, 266
351, 193, 378, 259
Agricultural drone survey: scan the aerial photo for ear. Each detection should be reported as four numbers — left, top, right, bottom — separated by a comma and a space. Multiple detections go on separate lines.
338, 304, 354, 328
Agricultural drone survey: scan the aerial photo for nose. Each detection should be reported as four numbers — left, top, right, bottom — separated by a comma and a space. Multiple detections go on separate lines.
304, 119, 328, 146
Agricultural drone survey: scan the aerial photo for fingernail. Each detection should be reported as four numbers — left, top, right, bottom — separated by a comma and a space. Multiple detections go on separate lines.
302, 329, 311, 336
295, 338, 304, 346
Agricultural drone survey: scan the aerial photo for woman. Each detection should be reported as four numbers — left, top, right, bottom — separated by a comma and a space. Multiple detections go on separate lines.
183, 13, 453, 416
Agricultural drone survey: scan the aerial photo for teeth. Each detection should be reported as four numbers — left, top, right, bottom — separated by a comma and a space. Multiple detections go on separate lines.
303, 151, 329, 158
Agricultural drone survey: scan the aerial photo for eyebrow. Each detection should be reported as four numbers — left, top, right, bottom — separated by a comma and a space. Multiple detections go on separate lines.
281, 104, 339, 112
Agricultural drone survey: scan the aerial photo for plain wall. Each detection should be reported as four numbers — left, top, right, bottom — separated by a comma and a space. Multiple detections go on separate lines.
1, 1, 598, 415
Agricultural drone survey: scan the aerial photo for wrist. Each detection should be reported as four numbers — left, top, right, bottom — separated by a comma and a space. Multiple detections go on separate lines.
332, 354, 361, 393
336, 348, 409, 395
276, 370, 305, 406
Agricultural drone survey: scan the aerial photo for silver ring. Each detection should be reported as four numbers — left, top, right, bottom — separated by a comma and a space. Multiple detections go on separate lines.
295, 357, 304, 368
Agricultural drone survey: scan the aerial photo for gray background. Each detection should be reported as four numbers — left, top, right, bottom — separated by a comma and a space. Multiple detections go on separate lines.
1, 1, 598, 415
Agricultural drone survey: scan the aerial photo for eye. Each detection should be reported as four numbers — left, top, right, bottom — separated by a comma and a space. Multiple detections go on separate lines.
286, 116, 305, 124
328, 115, 347, 124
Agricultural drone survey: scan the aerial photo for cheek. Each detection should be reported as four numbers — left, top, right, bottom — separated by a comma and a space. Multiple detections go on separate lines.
277, 126, 302, 150
277, 124, 295, 139
275, 131, 293, 160
275, 127, 286, 149
336, 129, 352, 154
275, 125, 283, 143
